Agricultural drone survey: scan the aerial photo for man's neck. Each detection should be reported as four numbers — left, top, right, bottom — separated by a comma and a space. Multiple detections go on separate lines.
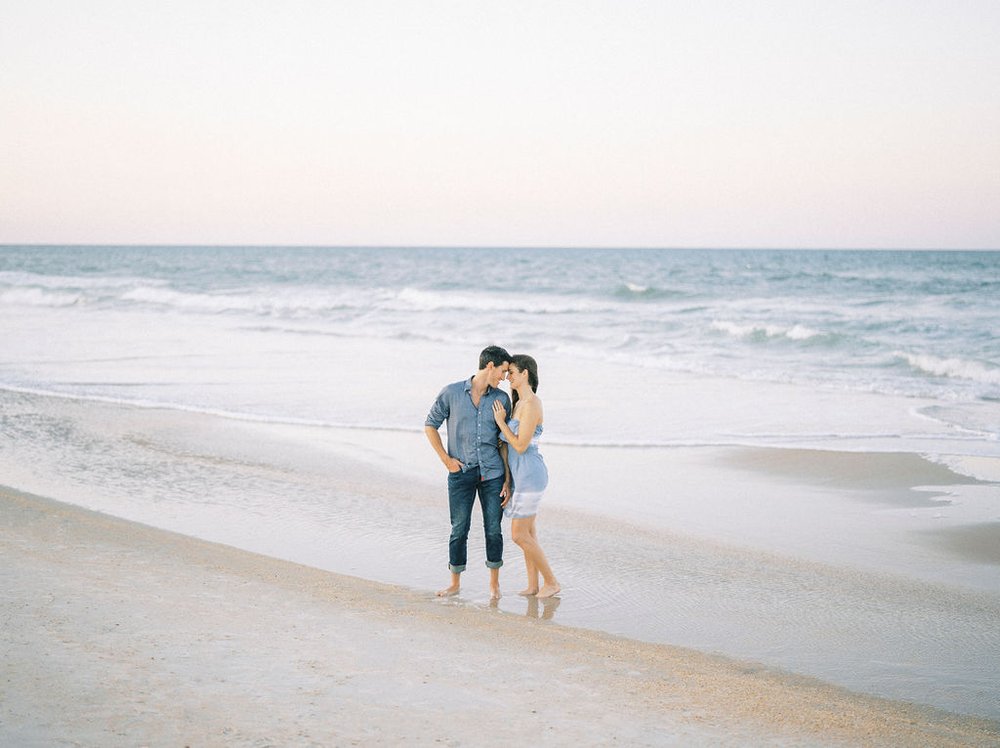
470, 371, 490, 393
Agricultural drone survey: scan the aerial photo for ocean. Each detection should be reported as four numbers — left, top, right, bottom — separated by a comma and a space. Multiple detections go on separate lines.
2, 245, 999, 719
2, 245, 998, 452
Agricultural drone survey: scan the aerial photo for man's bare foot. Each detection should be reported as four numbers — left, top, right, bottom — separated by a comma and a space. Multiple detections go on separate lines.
436, 585, 460, 597
537, 583, 560, 599
490, 585, 501, 601
518, 588, 538, 596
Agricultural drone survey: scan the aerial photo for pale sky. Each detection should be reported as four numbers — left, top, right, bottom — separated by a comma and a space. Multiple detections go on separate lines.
2, 1, 998, 249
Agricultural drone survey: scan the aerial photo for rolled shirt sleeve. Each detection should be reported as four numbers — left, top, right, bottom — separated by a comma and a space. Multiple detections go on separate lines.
425, 386, 450, 430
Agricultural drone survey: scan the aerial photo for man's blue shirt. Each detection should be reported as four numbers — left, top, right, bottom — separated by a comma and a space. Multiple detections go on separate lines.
425, 378, 512, 481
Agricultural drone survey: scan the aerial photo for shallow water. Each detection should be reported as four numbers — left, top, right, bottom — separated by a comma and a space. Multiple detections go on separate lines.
2, 390, 998, 720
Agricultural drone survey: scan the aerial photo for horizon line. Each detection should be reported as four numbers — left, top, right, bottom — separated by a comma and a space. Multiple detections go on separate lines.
2, 243, 998, 252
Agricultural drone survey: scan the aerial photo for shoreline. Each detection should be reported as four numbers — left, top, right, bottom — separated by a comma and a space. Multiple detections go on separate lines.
3, 485, 999, 746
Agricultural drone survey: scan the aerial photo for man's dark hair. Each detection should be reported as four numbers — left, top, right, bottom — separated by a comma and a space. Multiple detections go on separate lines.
479, 345, 511, 370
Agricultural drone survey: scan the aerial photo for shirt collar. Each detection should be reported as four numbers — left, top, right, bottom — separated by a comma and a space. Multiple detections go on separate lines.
465, 376, 493, 394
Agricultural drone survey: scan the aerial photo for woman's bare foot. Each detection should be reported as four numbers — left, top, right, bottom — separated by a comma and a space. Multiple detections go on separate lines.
518, 587, 538, 596
436, 585, 460, 597
490, 585, 501, 601
537, 583, 560, 599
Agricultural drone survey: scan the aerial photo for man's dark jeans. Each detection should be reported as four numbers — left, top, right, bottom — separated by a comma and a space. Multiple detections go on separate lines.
447, 469, 504, 573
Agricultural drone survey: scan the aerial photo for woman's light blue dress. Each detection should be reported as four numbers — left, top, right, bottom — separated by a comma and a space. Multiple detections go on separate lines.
501, 419, 548, 518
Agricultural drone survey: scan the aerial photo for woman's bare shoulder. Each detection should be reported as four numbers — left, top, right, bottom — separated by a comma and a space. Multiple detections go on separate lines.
520, 395, 543, 420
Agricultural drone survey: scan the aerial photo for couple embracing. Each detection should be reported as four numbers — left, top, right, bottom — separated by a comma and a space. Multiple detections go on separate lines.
424, 346, 560, 601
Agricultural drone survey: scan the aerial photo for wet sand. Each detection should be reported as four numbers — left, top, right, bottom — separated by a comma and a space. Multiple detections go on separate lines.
3, 486, 998, 747
927, 521, 1000, 565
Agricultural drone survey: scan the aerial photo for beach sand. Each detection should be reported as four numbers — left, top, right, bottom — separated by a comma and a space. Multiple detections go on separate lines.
3, 486, 999, 747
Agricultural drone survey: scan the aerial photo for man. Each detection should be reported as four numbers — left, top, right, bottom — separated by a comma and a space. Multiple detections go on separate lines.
425, 345, 512, 600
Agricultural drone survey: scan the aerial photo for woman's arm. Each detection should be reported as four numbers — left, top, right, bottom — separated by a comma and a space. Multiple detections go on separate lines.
492, 399, 542, 454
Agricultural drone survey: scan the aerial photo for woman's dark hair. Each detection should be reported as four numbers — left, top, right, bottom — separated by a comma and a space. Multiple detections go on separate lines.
510, 353, 539, 410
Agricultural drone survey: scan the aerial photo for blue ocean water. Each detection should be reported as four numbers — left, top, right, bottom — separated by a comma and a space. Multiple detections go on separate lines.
1, 245, 998, 454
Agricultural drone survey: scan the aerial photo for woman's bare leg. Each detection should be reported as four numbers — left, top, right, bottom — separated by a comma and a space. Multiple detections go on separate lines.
511, 517, 558, 597
517, 517, 539, 595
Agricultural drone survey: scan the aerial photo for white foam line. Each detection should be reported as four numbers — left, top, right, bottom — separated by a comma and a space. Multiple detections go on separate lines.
0, 384, 417, 435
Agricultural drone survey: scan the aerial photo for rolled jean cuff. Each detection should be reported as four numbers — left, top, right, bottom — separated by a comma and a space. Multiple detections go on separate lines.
449, 563, 466, 574
485, 559, 503, 569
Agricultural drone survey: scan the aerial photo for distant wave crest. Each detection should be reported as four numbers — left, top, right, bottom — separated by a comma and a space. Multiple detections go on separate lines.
613, 282, 687, 301
897, 352, 1000, 386
0, 287, 81, 307
388, 287, 613, 314
120, 286, 365, 317
711, 320, 825, 342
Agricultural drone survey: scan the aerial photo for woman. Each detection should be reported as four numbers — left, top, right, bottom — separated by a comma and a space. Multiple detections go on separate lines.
492, 354, 560, 598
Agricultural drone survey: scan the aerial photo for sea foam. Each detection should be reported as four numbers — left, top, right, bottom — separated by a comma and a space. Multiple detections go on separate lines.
898, 352, 1000, 385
